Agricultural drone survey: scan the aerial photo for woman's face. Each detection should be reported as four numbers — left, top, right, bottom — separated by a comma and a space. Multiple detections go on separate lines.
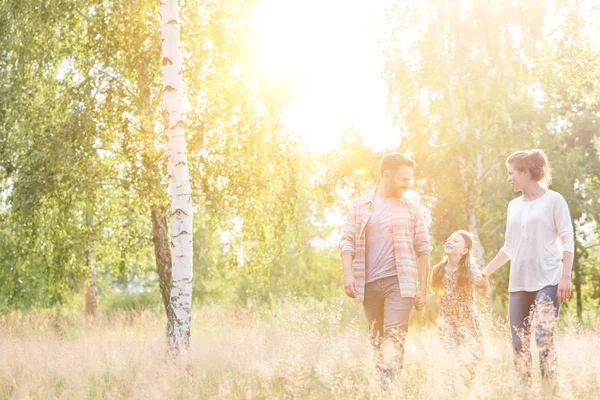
444, 233, 468, 257
506, 163, 530, 192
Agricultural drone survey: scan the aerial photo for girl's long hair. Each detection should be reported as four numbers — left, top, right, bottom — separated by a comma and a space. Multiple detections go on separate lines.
431, 230, 476, 296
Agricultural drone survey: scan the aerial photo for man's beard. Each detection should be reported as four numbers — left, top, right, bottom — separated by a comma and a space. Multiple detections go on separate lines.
394, 185, 409, 195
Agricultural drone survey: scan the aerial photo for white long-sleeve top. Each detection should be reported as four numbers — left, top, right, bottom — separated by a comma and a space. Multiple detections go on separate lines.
500, 189, 574, 292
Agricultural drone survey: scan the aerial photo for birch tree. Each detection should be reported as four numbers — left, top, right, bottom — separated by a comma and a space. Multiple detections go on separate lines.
161, 0, 194, 357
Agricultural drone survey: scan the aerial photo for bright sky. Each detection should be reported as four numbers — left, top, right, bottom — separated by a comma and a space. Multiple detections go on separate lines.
251, 0, 398, 153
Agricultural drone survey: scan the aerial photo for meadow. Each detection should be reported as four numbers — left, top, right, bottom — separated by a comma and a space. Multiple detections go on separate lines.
2, 1, 600, 399
1, 299, 598, 399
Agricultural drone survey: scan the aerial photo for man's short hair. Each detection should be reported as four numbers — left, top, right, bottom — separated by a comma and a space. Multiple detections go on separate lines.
380, 153, 415, 176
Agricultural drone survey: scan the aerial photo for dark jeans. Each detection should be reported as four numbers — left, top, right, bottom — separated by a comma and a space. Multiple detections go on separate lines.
363, 275, 414, 371
509, 285, 560, 380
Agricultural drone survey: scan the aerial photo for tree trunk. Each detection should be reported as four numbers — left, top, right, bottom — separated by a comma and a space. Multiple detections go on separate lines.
85, 250, 98, 318
466, 193, 485, 267
161, 0, 194, 359
573, 224, 583, 322
132, 10, 173, 323
85, 211, 98, 318
151, 205, 172, 315
462, 151, 486, 268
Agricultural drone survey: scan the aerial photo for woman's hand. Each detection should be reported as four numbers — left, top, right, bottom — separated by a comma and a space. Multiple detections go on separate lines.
558, 276, 572, 303
474, 274, 490, 290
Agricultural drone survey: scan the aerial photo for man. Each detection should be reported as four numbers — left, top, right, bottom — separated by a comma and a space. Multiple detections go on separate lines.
340, 153, 431, 384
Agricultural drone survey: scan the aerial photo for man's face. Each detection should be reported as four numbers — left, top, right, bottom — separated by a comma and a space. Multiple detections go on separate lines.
386, 165, 413, 194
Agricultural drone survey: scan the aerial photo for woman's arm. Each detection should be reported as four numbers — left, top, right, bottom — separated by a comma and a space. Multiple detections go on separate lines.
481, 250, 510, 277
558, 250, 574, 303
475, 250, 510, 289
472, 264, 489, 296
555, 195, 575, 303
476, 204, 512, 289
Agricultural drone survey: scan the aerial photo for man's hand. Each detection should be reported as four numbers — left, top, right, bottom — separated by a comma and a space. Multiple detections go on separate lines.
344, 275, 358, 298
414, 289, 426, 311
558, 276, 572, 303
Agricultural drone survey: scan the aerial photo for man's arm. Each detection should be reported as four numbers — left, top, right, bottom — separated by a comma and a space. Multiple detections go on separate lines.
413, 204, 432, 310
415, 254, 429, 310
342, 253, 357, 298
417, 254, 429, 290
340, 202, 357, 298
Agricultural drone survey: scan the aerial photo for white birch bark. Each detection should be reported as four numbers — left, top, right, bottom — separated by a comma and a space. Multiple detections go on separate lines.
463, 150, 486, 268
161, 0, 193, 359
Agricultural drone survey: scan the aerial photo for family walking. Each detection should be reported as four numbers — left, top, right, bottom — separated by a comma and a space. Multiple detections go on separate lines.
340, 149, 574, 387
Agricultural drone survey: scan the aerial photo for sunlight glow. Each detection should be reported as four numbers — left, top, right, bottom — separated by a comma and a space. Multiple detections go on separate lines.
251, 0, 399, 153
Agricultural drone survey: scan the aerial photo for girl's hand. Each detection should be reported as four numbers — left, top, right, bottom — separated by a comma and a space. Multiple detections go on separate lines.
474, 275, 489, 290
558, 276, 572, 303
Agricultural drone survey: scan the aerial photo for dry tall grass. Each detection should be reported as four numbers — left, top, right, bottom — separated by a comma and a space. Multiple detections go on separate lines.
0, 300, 598, 399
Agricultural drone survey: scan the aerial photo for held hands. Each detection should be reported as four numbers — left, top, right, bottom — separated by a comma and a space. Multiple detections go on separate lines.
474, 274, 490, 290
344, 275, 358, 298
558, 276, 572, 303
414, 289, 426, 311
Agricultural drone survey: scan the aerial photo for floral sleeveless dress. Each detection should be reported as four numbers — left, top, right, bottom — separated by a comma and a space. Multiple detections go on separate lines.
438, 263, 483, 363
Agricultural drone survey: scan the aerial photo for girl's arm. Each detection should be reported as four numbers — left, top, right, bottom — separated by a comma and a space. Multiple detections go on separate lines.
476, 281, 488, 296
427, 292, 440, 305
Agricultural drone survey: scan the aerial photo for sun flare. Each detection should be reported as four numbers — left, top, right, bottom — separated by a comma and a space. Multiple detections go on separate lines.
250, 0, 399, 153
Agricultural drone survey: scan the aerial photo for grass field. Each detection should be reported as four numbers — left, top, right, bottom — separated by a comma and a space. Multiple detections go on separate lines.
1, 299, 599, 399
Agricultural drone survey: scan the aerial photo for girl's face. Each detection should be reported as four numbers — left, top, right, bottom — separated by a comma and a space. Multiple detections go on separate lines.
444, 233, 469, 257
506, 163, 530, 192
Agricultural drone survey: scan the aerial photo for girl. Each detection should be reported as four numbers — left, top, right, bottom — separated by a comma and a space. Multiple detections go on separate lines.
429, 230, 486, 374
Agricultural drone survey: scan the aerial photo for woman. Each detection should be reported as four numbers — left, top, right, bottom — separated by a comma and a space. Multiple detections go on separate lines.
476, 149, 574, 382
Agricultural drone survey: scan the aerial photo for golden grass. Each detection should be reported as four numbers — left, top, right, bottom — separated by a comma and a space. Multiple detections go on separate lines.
0, 300, 598, 399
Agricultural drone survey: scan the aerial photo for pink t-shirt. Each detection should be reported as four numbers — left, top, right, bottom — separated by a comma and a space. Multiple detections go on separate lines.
365, 195, 397, 283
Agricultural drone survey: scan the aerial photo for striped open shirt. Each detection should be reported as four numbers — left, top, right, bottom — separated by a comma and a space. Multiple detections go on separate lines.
340, 188, 432, 301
